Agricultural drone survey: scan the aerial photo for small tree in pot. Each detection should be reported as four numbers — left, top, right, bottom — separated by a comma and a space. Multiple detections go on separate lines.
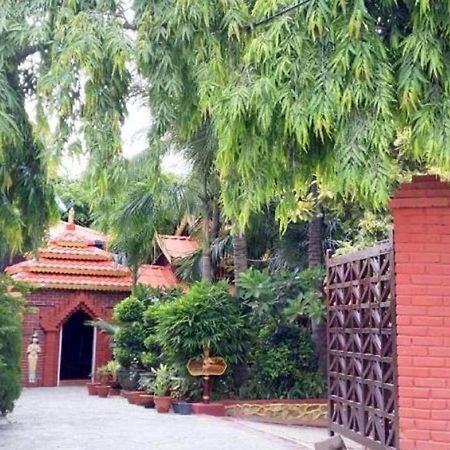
150, 281, 248, 399
151, 364, 174, 413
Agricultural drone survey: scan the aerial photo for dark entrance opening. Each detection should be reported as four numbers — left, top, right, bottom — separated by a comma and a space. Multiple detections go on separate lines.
60, 310, 93, 380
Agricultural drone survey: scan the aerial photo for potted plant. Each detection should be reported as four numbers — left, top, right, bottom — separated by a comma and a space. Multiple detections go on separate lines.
96, 364, 112, 385
134, 373, 155, 408
172, 376, 193, 415
86, 380, 101, 396
102, 360, 121, 394
96, 384, 109, 397
151, 364, 174, 413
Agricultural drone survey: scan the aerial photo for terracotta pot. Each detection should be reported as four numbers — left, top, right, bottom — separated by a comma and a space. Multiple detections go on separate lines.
173, 401, 192, 415
127, 391, 143, 404
108, 387, 121, 396
135, 394, 154, 408
97, 385, 110, 398
154, 396, 172, 413
120, 389, 131, 399
86, 382, 101, 396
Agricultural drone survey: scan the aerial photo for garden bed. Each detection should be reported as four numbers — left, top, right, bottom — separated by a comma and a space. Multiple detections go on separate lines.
221, 399, 327, 427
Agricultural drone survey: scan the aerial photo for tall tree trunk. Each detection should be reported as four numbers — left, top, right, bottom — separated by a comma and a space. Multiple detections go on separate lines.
211, 202, 220, 240
201, 208, 212, 282
308, 209, 327, 379
233, 232, 248, 283
131, 264, 139, 292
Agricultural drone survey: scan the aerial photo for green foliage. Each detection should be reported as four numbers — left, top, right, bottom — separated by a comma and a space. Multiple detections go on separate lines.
241, 324, 325, 400
85, 318, 119, 337
113, 286, 182, 369
96, 360, 119, 384
113, 293, 147, 368
237, 267, 326, 399
150, 364, 175, 397
134, 0, 450, 229
54, 179, 95, 227
151, 281, 247, 365
113, 296, 145, 323
239, 266, 325, 323
113, 323, 147, 369
108, 175, 185, 282
0, 276, 26, 415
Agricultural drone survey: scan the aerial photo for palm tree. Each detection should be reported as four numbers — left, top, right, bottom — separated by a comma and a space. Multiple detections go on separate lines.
183, 120, 248, 282
95, 151, 185, 289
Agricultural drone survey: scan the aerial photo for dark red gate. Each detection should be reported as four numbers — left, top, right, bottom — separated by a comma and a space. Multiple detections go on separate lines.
325, 239, 398, 450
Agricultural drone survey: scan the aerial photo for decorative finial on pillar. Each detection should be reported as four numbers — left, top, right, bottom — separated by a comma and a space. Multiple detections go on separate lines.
68, 207, 75, 224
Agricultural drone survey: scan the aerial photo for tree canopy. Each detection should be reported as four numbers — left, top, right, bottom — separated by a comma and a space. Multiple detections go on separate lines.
2, 0, 450, 253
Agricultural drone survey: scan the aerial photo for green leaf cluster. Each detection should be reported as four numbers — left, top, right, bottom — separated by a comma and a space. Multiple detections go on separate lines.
239, 266, 325, 323
150, 281, 247, 366
0, 276, 26, 415
136, 0, 450, 229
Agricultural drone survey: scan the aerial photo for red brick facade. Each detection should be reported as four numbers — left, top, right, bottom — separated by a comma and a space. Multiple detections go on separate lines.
23, 289, 127, 387
391, 175, 450, 450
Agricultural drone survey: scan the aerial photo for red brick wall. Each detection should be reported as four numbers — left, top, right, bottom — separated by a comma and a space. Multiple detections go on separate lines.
22, 289, 128, 387
391, 175, 450, 450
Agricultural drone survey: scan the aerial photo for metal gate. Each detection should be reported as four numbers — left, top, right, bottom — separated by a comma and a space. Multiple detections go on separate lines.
325, 239, 398, 450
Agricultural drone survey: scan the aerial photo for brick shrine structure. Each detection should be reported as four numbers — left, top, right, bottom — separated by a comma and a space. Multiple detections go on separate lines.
6, 220, 179, 387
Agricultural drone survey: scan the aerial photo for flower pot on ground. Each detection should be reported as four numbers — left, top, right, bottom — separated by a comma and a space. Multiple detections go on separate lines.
108, 386, 121, 396
126, 391, 142, 404
93, 384, 103, 395
117, 366, 147, 391
154, 396, 172, 413
151, 364, 174, 413
97, 361, 119, 387
135, 393, 154, 408
171, 376, 193, 415
96, 385, 110, 398
173, 401, 192, 415
130, 391, 144, 404
86, 382, 101, 396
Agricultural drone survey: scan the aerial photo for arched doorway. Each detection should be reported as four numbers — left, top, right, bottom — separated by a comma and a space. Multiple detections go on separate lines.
59, 310, 94, 381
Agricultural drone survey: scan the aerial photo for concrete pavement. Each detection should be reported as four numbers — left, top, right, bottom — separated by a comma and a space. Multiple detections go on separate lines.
0, 387, 361, 450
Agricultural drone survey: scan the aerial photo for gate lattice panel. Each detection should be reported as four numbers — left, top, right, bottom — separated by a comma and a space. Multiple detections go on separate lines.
326, 240, 398, 450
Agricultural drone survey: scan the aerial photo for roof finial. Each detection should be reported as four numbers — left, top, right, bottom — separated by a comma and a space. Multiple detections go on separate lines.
68, 207, 75, 225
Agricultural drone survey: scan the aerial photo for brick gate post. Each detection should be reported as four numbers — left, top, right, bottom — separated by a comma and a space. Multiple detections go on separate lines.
391, 175, 450, 450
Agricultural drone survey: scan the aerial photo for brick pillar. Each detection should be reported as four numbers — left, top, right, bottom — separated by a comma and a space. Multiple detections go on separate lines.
95, 331, 112, 375
42, 330, 59, 387
391, 175, 450, 450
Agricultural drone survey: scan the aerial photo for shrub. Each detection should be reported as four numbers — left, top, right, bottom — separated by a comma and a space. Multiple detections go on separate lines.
114, 322, 147, 368
236, 267, 327, 400
240, 323, 325, 399
151, 281, 247, 366
151, 364, 175, 397
113, 296, 145, 323
0, 276, 26, 415
113, 286, 181, 369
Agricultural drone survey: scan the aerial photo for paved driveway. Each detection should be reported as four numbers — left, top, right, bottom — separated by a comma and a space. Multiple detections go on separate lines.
0, 387, 324, 450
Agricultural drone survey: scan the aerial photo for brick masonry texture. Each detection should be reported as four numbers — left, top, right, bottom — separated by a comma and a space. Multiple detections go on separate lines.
391, 176, 450, 450
22, 289, 128, 387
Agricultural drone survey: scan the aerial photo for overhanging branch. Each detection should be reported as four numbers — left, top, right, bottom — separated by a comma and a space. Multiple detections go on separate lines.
244, 0, 312, 31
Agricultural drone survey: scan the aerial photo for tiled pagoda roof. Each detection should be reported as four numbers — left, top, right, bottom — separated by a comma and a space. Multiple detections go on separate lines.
6, 223, 180, 291
138, 264, 180, 288
155, 234, 200, 264
49, 221, 106, 245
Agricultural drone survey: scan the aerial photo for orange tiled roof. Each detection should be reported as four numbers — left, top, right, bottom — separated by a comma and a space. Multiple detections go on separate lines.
156, 234, 199, 263
137, 264, 180, 288
49, 221, 106, 243
6, 224, 180, 292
